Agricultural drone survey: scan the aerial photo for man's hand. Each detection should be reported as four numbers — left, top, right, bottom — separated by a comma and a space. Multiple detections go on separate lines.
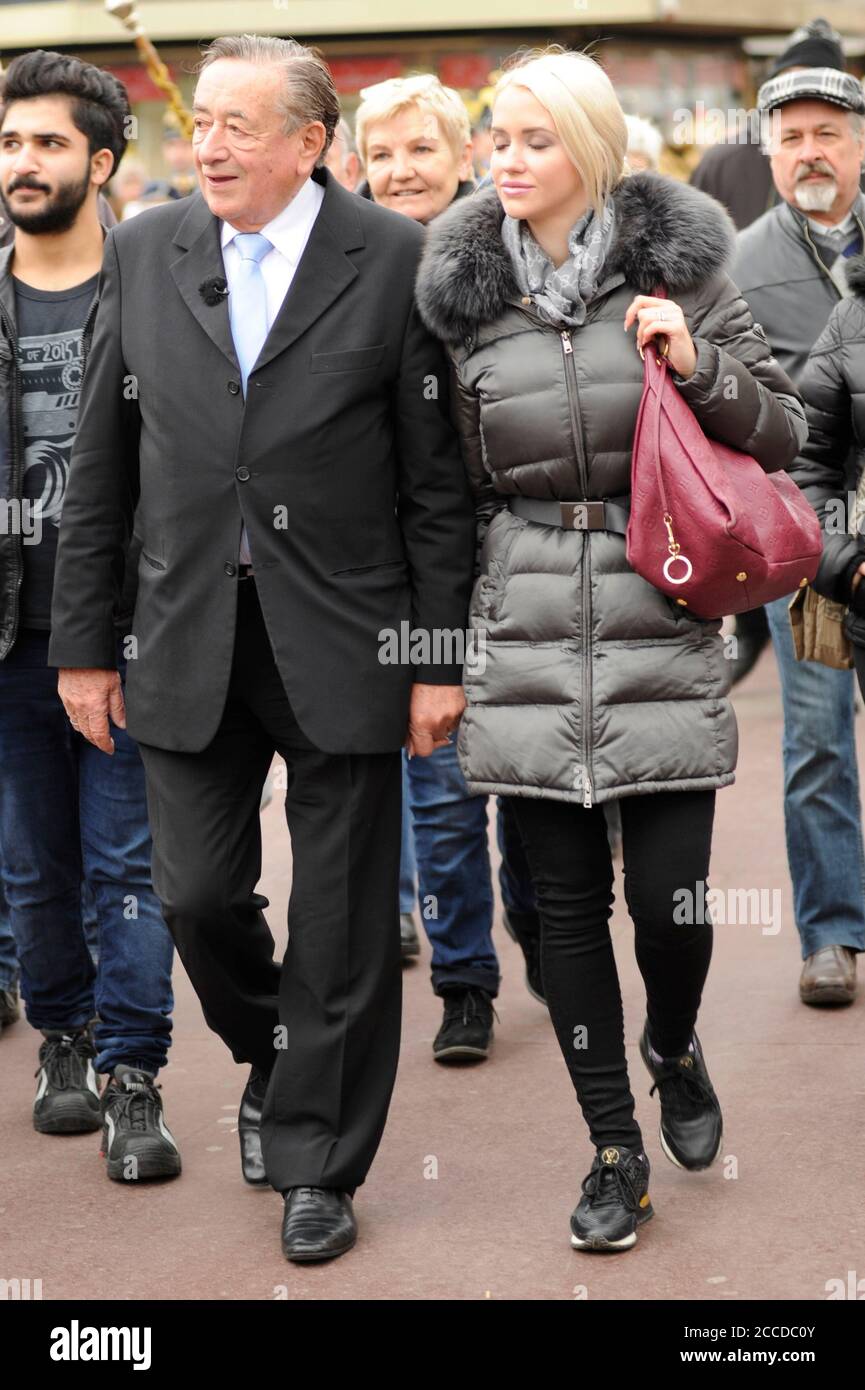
852, 562, 865, 593
405, 683, 465, 758
58, 668, 126, 755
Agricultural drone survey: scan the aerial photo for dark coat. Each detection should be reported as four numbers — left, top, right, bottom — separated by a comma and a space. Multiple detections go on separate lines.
690, 139, 777, 231
47, 166, 476, 754
789, 253, 865, 645
415, 173, 807, 804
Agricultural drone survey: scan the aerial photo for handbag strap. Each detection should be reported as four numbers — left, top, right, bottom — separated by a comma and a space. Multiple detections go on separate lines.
644, 283, 690, 576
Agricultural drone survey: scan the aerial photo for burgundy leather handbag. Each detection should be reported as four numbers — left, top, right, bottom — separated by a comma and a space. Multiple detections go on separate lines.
626, 332, 822, 620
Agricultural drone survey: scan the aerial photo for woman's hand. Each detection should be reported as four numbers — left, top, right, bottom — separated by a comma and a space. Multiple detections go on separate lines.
624, 295, 697, 379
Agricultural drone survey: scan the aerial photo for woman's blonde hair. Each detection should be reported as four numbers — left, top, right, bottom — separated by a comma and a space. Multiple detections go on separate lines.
355, 73, 471, 169
493, 48, 628, 218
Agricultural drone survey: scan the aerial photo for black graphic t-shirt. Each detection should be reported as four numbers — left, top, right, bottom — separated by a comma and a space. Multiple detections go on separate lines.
14, 272, 98, 628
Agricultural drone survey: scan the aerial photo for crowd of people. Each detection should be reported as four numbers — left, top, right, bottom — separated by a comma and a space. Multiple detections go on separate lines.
0, 15, 863, 1264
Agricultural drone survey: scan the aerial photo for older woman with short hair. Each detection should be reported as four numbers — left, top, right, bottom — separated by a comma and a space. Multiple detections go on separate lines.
355, 73, 474, 225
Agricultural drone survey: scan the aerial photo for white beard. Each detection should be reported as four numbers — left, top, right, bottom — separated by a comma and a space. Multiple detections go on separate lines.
793, 178, 838, 213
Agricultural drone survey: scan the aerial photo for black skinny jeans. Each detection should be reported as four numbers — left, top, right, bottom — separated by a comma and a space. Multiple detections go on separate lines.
511, 789, 716, 1152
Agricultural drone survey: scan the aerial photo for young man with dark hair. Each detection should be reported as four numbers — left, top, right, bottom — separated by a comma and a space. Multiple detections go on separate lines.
0, 50, 181, 1181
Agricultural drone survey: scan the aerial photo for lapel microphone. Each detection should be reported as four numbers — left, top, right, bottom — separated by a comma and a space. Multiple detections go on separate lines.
199, 276, 229, 306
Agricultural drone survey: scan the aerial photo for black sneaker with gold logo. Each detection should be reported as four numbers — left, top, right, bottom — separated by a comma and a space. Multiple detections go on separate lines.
570, 1145, 653, 1252
639, 1022, 723, 1171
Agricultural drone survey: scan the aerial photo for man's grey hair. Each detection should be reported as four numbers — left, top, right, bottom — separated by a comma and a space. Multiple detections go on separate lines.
196, 34, 340, 163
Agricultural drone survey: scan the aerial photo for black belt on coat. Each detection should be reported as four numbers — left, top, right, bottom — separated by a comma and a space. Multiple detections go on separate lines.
507, 495, 630, 534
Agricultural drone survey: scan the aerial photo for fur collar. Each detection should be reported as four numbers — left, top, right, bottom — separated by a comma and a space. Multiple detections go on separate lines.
845, 253, 865, 296
416, 171, 736, 342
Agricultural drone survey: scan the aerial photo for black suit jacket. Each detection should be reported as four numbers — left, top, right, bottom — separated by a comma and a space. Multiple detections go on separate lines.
48, 167, 475, 754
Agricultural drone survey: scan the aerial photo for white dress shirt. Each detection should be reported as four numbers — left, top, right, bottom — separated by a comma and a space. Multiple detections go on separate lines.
220, 174, 324, 337
220, 176, 324, 563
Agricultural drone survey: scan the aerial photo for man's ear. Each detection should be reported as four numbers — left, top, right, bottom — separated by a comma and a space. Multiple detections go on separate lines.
91, 146, 116, 190
297, 121, 327, 176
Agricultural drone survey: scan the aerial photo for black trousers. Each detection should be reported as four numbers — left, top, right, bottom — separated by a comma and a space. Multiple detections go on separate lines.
138, 580, 403, 1192
511, 789, 716, 1151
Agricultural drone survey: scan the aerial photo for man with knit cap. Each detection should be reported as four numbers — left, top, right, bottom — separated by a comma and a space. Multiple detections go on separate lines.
733, 22, 865, 1008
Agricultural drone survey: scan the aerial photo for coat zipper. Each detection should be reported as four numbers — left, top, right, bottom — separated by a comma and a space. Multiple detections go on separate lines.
561, 329, 593, 808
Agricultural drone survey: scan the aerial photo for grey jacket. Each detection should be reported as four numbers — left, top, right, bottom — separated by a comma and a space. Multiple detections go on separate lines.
733, 197, 865, 383
415, 173, 807, 805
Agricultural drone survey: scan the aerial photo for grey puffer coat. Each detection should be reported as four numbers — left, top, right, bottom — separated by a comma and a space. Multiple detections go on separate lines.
415, 173, 807, 805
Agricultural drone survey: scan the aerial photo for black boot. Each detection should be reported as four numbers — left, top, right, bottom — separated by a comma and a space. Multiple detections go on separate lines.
433, 987, 495, 1063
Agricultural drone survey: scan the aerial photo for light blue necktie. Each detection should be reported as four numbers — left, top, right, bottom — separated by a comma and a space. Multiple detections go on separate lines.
228, 232, 273, 394
227, 232, 272, 563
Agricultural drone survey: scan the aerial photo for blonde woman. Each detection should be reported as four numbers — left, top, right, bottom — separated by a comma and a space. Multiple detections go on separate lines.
355, 74, 474, 225
416, 49, 806, 1252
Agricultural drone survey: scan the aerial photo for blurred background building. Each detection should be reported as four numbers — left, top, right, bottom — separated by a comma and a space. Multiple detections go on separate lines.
1, 1, 864, 185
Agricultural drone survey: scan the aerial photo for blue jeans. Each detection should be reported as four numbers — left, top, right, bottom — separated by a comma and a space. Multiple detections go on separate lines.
403, 743, 500, 995
0, 871, 98, 987
0, 875, 17, 992
0, 630, 174, 1073
399, 757, 417, 915
765, 595, 865, 958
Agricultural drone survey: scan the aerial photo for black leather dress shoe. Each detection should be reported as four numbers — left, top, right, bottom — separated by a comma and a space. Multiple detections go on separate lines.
238, 1067, 269, 1186
281, 1187, 357, 1263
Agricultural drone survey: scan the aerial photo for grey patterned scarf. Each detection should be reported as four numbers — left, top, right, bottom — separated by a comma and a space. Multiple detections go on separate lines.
501, 199, 616, 328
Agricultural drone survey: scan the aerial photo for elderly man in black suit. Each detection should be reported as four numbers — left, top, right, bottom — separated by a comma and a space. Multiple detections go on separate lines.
49, 34, 474, 1263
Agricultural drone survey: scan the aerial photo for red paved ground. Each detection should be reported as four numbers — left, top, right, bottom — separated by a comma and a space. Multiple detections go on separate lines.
2, 646, 864, 1300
